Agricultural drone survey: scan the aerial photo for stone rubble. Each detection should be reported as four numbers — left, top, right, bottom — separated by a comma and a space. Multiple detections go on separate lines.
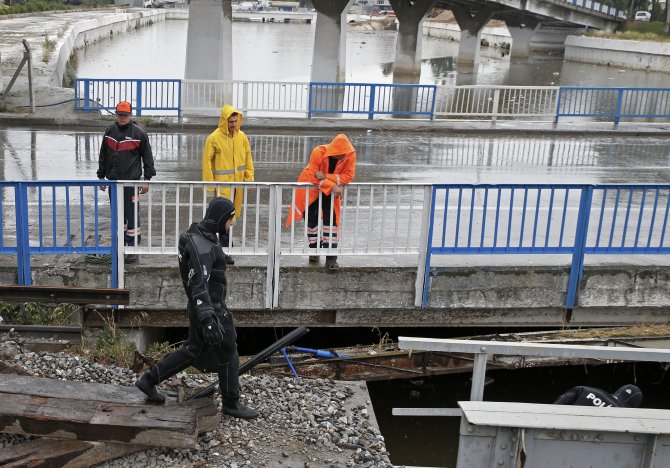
1, 345, 393, 467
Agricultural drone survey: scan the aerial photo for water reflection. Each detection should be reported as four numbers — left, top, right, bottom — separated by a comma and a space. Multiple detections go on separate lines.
74, 20, 670, 88
3, 129, 669, 185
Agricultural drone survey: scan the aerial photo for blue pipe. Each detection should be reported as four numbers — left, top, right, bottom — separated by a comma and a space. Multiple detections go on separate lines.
290, 346, 350, 359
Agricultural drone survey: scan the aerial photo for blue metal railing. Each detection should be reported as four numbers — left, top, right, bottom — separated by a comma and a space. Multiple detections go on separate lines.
555, 87, 670, 124
0, 181, 119, 286
422, 184, 670, 308
74, 79, 670, 124
74, 78, 182, 116
308, 82, 437, 119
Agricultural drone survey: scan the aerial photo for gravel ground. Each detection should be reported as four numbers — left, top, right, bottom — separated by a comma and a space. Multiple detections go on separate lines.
0, 337, 393, 467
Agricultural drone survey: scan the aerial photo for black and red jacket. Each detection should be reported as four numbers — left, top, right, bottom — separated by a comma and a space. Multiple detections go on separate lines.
97, 121, 156, 181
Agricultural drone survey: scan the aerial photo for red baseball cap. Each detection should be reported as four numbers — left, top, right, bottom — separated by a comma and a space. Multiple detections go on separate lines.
115, 101, 132, 116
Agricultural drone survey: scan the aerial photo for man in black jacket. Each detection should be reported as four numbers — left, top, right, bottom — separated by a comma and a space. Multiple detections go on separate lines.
554, 384, 642, 408
97, 101, 156, 263
135, 197, 257, 420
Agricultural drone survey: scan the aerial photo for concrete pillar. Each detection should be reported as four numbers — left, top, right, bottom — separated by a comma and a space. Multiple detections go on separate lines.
184, 0, 233, 82
311, 0, 353, 83
388, 0, 436, 77
451, 5, 494, 68
504, 16, 540, 62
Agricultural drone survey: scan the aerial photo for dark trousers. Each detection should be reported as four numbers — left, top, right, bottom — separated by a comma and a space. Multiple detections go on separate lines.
306, 193, 338, 249
148, 304, 240, 405
123, 186, 142, 246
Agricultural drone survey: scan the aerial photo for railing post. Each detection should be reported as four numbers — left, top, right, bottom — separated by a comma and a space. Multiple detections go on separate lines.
421, 186, 437, 307
267, 185, 283, 309
368, 84, 376, 120
415, 185, 433, 307
136, 80, 143, 116
554, 87, 563, 124
177, 80, 182, 118
429, 85, 437, 121
115, 182, 126, 290
614, 88, 623, 125
307, 82, 313, 119
15, 183, 31, 286
242, 81, 249, 114
566, 185, 593, 310
84, 79, 90, 113
110, 181, 119, 290
491, 88, 500, 123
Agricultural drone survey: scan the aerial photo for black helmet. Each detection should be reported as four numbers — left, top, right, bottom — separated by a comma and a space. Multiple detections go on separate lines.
199, 197, 235, 237
612, 384, 643, 408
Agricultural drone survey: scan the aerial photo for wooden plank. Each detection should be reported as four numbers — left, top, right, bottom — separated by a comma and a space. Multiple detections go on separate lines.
0, 392, 198, 448
0, 285, 130, 305
0, 438, 146, 468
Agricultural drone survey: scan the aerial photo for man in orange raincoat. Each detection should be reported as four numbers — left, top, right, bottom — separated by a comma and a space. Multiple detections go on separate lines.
285, 133, 356, 269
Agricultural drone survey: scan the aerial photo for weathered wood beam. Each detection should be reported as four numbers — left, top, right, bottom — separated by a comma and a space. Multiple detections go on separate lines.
0, 392, 198, 448
0, 438, 146, 468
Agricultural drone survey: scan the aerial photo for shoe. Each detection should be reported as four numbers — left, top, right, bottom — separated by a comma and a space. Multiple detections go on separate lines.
125, 254, 139, 264
308, 255, 320, 263
225, 255, 235, 265
135, 372, 166, 404
222, 401, 258, 419
325, 256, 339, 270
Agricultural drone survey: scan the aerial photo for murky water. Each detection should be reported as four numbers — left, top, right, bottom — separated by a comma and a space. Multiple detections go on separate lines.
74, 19, 670, 87
2, 129, 670, 184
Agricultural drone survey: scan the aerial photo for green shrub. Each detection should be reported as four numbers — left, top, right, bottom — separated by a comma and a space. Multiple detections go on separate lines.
0, 301, 76, 325
91, 314, 137, 367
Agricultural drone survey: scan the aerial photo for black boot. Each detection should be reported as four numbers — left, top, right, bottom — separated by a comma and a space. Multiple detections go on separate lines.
222, 401, 258, 419
135, 371, 166, 404
325, 256, 339, 270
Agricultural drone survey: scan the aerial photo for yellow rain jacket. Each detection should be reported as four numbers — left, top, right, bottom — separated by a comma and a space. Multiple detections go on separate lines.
202, 104, 255, 219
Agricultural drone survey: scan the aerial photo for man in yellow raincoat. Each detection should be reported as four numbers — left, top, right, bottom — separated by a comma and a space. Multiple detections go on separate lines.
202, 104, 255, 264
285, 133, 356, 270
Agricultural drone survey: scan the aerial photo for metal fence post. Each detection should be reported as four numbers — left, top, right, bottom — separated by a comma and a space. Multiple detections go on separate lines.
116, 183, 126, 290
614, 88, 624, 125
110, 181, 119, 289
566, 185, 593, 309
136, 80, 143, 116
368, 84, 376, 120
429, 85, 437, 120
307, 83, 313, 119
267, 185, 283, 309
83, 79, 90, 112
554, 87, 563, 124
177, 80, 182, 118
415, 185, 433, 307
421, 186, 437, 307
491, 88, 500, 123
14, 183, 31, 286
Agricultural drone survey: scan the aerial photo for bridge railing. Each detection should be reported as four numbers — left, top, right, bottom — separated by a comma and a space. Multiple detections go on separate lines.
74, 78, 182, 116
0, 181, 119, 287
308, 82, 437, 119
422, 184, 670, 308
75, 78, 670, 123
434, 85, 559, 121
563, 0, 625, 18
555, 87, 670, 123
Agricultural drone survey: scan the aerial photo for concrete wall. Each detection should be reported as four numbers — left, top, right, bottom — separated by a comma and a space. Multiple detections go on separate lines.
6, 258, 670, 328
50, 10, 167, 87
565, 35, 670, 72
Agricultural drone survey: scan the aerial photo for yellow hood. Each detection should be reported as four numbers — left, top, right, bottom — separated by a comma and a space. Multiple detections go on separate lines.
218, 104, 243, 136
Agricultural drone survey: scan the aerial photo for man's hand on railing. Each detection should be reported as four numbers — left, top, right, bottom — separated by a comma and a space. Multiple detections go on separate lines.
139, 186, 149, 195
332, 185, 342, 197
99, 179, 107, 192
315, 171, 326, 180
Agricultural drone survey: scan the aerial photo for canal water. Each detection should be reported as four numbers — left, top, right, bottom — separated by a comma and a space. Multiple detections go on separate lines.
73, 19, 670, 88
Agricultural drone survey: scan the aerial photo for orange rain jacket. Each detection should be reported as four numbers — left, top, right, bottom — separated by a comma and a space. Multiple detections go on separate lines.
202, 104, 255, 220
285, 133, 356, 229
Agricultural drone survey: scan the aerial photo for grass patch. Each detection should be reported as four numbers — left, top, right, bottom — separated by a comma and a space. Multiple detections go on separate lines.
0, 0, 71, 15
90, 313, 137, 367
62, 53, 78, 88
0, 301, 78, 325
42, 33, 57, 63
587, 21, 670, 42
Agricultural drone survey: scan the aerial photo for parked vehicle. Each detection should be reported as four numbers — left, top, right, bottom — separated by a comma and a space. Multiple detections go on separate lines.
634, 11, 651, 21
